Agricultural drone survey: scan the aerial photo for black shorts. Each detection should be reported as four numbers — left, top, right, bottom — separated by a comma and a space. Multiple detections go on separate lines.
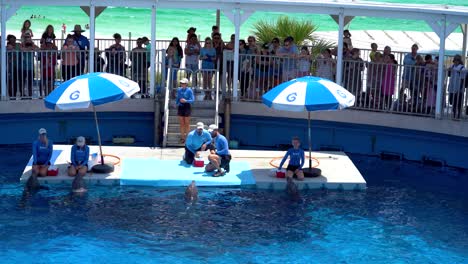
286, 164, 301, 172
217, 154, 231, 161
177, 103, 191, 117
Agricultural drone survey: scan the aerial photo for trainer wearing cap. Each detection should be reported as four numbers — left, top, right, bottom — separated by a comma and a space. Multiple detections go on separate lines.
32, 128, 53, 177
68, 136, 90, 177
207, 124, 231, 177
176, 78, 195, 143
184, 122, 212, 164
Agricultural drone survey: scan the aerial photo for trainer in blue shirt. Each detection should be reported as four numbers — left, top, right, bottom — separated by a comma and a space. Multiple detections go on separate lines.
32, 128, 53, 177
207, 124, 231, 177
176, 78, 195, 144
278, 136, 305, 181
184, 122, 212, 164
69, 136, 90, 177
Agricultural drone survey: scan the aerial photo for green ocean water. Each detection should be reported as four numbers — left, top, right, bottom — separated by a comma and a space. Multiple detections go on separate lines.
6, 0, 468, 40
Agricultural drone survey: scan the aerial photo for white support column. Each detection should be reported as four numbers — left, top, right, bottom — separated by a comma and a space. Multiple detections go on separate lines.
427, 16, 458, 119
149, 5, 156, 96
462, 24, 467, 63
232, 8, 240, 100
336, 10, 345, 86
435, 16, 447, 119
89, 2, 95, 73
1, 3, 6, 99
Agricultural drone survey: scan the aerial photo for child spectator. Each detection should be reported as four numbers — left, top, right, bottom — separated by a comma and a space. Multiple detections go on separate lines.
21, 20, 33, 43
278, 137, 305, 181
343, 29, 353, 50
297, 46, 311, 77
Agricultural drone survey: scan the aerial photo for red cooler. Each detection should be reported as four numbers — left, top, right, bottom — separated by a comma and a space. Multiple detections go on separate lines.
47, 167, 59, 176
276, 170, 286, 178
193, 158, 204, 167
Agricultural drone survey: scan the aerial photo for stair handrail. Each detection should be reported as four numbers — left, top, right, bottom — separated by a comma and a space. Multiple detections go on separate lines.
215, 58, 221, 126
162, 53, 171, 148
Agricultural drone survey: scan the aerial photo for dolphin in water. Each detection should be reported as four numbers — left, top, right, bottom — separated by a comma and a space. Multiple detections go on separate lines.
71, 174, 87, 194
19, 174, 49, 207
185, 180, 198, 202
286, 177, 301, 201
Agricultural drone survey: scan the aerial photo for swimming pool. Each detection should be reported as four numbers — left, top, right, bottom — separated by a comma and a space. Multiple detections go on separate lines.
0, 145, 467, 263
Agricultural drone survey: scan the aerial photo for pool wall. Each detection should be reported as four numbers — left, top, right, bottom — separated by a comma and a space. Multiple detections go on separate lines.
0, 111, 466, 169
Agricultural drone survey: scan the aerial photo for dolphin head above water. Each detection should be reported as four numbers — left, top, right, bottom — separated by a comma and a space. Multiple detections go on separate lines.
286, 177, 301, 200
72, 174, 87, 194
185, 180, 198, 202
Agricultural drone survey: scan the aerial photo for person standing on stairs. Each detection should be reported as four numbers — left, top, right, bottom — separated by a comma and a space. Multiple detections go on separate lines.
176, 78, 195, 143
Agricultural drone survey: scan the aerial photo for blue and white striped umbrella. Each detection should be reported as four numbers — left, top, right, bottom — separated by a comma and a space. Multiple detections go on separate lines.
262, 76, 355, 112
262, 76, 355, 176
45, 72, 140, 110
44, 72, 140, 169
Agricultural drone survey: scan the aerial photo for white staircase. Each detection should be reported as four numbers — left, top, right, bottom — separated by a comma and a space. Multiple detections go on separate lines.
164, 100, 220, 147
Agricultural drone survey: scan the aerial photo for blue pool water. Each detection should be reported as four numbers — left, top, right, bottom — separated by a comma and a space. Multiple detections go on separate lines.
0, 145, 467, 263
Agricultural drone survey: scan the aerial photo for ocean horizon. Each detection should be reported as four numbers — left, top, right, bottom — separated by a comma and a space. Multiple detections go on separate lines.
6, 0, 467, 40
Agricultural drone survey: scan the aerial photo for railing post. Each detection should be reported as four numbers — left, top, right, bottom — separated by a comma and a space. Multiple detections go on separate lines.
89, 2, 95, 73
232, 8, 240, 100
149, 5, 156, 97
435, 16, 447, 119
1, 3, 7, 99
222, 50, 228, 98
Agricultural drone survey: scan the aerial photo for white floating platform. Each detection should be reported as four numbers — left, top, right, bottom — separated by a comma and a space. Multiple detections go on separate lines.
20, 145, 366, 190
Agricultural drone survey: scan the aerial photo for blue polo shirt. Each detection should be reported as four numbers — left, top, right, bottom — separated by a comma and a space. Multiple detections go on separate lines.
279, 147, 305, 170
214, 134, 230, 156
176, 87, 194, 107
32, 140, 53, 165
185, 129, 212, 154
71, 145, 90, 166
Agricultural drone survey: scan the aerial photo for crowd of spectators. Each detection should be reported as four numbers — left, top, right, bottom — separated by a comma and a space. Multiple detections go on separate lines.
3, 20, 466, 118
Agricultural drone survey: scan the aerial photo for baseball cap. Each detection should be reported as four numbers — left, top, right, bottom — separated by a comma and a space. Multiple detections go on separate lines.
76, 136, 85, 147
38, 128, 47, 135
196, 122, 204, 130
208, 124, 218, 133
180, 78, 189, 84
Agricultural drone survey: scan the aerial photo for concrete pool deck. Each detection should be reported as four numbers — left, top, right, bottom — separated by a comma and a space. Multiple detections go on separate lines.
20, 145, 366, 190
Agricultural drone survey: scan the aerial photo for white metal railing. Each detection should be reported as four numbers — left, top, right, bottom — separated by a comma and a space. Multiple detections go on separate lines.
221, 51, 468, 121
4, 48, 166, 99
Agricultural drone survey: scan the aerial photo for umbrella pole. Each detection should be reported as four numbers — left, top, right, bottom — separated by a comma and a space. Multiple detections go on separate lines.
308, 112, 312, 169
93, 106, 105, 165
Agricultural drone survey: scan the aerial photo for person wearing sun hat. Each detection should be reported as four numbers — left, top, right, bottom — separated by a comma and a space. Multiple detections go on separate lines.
183, 122, 212, 165
70, 24, 90, 75
32, 128, 53, 177
207, 124, 231, 177
68, 136, 90, 177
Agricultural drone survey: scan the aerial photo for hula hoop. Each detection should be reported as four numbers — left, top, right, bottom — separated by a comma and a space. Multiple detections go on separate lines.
269, 156, 320, 168
101, 154, 121, 166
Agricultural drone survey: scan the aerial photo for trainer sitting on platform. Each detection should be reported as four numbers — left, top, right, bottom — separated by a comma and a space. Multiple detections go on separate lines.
207, 124, 231, 177
184, 122, 212, 164
32, 128, 53, 177
68, 136, 90, 177
278, 136, 305, 181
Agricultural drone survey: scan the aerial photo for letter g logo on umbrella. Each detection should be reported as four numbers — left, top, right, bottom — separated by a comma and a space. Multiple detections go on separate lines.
69, 90, 80, 100
286, 92, 297, 102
